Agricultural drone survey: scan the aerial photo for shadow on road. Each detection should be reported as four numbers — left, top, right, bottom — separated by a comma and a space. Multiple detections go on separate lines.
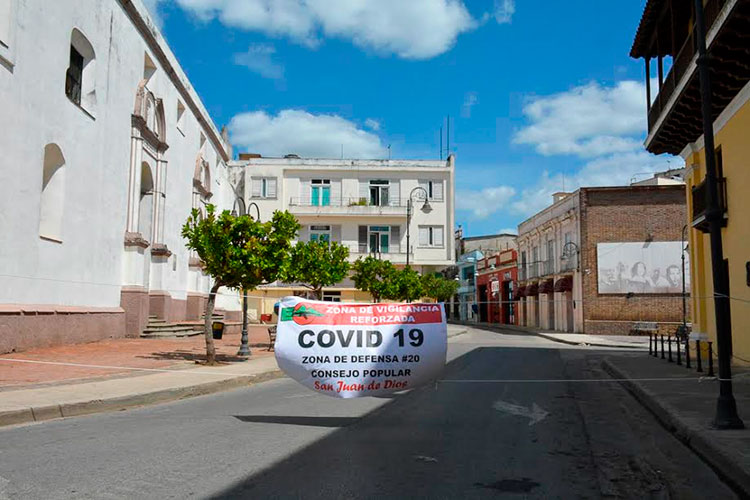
209, 347, 596, 499
233, 415, 361, 427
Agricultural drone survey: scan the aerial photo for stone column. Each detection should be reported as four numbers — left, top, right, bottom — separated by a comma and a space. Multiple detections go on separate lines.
126, 129, 144, 234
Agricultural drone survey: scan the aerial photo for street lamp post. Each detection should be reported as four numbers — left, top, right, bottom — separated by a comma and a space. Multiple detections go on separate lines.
693, 0, 743, 429
232, 196, 260, 358
406, 186, 432, 267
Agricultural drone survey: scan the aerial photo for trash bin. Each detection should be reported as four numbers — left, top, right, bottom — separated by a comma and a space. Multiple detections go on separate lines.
212, 321, 225, 340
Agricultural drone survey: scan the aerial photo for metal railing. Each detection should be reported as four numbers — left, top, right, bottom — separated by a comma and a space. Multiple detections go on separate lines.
344, 243, 406, 256
288, 197, 410, 208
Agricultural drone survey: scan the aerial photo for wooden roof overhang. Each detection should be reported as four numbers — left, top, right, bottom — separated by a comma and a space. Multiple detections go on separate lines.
634, 0, 750, 155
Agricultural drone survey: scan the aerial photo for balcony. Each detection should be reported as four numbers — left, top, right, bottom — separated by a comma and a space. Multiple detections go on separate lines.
344, 243, 409, 264
541, 260, 556, 277
691, 177, 728, 232
288, 197, 408, 216
631, 0, 750, 154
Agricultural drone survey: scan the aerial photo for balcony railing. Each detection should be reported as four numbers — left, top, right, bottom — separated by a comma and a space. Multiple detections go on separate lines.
647, 0, 728, 132
541, 260, 555, 277
289, 197, 410, 208
344, 243, 405, 257
692, 177, 728, 232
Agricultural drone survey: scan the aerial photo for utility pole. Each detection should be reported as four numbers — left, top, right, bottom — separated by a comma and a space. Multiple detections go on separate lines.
693, 0, 743, 429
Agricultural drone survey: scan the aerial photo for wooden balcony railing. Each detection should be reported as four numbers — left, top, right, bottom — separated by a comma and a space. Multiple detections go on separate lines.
647, 0, 728, 132
691, 177, 727, 232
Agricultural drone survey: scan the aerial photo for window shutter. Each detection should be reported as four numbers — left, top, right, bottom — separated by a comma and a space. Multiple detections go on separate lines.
433, 181, 443, 201
434, 226, 444, 247
390, 226, 400, 253
332, 225, 341, 243
418, 180, 428, 200
390, 180, 400, 206
267, 178, 277, 199
358, 225, 368, 253
251, 178, 262, 198
419, 227, 429, 247
358, 181, 368, 202
330, 180, 341, 206
300, 179, 310, 204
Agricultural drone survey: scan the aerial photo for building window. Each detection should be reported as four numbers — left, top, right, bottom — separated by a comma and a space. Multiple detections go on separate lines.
39, 144, 66, 242
546, 239, 555, 275
143, 52, 156, 82
322, 291, 342, 302
176, 100, 186, 134
311, 179, 331, 206
419, 226, 444, 248
65, 29, 96, 113
310, 225, 331, 243
531, 246, 539, 278
251, 177, 277, 199
369, 180, 390, 207
369, 226, 390, 253
139, 163, 154, 240
418, 180, 444, 201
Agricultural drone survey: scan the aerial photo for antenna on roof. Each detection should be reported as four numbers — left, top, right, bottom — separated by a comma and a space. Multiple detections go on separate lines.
387, 144, 391, 159
440, 125, 443, 160
446, 115, 451, 158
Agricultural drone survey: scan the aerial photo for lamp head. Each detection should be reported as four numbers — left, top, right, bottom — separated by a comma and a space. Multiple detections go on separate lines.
421, 198, 432, 213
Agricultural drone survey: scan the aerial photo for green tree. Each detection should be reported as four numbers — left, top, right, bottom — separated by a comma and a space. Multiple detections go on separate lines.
182, 205, 299, 364
285, 240, 350, 299
422, 273, 460, 303
393, 266, 425, 302
352, 256, 399, 302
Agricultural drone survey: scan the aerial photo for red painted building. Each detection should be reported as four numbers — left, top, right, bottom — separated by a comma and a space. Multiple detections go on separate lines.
476, 249, 518, 325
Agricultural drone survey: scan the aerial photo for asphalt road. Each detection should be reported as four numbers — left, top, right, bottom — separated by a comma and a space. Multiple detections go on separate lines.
0, 328, 738, 499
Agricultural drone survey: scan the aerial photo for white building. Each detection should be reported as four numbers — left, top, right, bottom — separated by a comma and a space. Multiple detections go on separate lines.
230, 154, 456, 315
516, 192, 582, 333
0, 0, 238, 353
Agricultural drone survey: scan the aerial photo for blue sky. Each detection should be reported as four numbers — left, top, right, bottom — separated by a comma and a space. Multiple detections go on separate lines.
146, 0, 677, 236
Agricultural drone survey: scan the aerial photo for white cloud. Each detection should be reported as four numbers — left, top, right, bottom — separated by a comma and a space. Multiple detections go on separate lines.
499, 227, 518, 234
233, 44, 284, 79
456, 185, 516, 218
461, 92, 478, 118
364, 118, 381, 131
494, 0, 515, 24
229, 109, 387, 159
173, 0, 478, 59
459, 151, 682, 221
513, 80, 647, 158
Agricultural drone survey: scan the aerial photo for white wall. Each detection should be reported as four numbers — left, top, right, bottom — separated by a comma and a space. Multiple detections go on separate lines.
0, 0, 234, 308
236, 157, 455, 268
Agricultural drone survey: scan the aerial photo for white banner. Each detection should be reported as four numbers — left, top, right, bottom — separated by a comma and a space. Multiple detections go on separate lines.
274, 296, 447, 398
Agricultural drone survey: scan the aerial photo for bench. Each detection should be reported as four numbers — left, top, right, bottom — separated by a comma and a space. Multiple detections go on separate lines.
631, 321, 659, 336
267, 325, 277, 351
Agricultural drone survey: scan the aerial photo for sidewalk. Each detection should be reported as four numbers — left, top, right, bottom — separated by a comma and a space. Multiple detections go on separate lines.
0, 325, 467, 427
0, 329, 282, 427
603, 352, 750, 496
450, 320, 648, 349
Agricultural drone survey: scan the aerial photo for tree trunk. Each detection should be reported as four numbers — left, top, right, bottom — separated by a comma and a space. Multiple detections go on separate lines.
204, 282, 221, 365
314, 287, 323, 300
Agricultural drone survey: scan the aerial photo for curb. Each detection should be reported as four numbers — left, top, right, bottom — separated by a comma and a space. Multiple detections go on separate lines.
449, 321, 645, 349
0, 369, 285, 429
447, 328, 468, 339
601, 359, 750, 497
534, 331, 646, 350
